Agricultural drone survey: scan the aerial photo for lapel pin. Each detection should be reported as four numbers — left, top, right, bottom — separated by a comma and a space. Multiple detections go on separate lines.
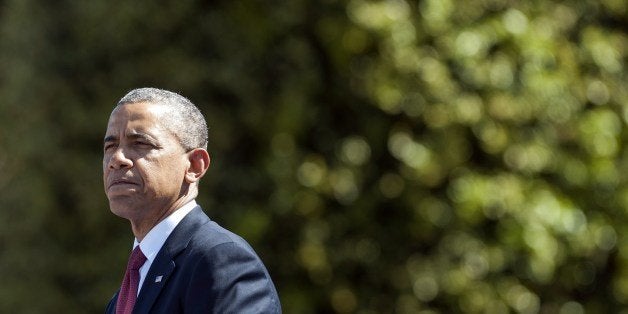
155, 275, 163, 283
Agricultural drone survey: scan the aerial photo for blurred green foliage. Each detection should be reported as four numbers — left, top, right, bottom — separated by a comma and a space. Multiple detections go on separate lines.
0, 0, 627, 313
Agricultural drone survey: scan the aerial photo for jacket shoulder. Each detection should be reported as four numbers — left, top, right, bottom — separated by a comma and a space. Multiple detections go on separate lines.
172, 217, 282, 313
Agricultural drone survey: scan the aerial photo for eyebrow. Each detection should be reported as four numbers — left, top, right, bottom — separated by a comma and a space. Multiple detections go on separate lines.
104, 135, 117, 143
103, 132, 157, 144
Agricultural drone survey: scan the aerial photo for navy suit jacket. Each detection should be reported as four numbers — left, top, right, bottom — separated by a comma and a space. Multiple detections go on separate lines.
105, 206, 281, 313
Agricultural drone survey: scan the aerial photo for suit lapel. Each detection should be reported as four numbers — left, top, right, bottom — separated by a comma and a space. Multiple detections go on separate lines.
132, 206, 210, 313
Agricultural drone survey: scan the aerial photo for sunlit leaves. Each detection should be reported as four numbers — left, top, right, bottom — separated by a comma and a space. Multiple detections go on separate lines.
343, 0, 627, 311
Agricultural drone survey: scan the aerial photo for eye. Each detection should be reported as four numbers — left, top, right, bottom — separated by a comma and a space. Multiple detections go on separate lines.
104, 143, 117, 151
134, 141, 154, 148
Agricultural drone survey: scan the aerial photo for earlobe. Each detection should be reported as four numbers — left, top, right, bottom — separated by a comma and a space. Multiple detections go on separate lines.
185, 149, 211, 183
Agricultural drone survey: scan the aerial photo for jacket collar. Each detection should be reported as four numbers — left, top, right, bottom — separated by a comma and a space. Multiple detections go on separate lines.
133, 206, 210, 313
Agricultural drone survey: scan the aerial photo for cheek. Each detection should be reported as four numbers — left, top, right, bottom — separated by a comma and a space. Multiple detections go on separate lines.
156, 160, 186, 183
135, 161, 165, 186
137, 155, 187, 189
102, 159, 110, 178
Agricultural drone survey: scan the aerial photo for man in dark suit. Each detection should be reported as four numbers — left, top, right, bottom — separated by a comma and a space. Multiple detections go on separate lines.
103, 88, 281, 313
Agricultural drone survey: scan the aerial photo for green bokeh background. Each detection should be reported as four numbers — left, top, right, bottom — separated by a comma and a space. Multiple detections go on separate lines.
0, 0, 626, 313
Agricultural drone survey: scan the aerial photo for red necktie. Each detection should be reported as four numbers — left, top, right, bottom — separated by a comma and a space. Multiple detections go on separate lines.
116, 246, 147, 314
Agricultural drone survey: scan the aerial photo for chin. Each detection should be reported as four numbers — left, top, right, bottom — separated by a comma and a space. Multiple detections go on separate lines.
108, 200, 139, 220
109, 207, 132, 220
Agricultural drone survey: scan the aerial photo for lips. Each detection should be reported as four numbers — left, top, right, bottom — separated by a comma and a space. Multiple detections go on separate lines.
108, 178, 139, 189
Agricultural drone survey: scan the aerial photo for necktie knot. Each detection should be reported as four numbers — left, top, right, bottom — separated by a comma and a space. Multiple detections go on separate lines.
129, 246, 147, 270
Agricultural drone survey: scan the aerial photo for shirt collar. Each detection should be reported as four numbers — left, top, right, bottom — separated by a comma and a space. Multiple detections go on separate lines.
133, 200, 198, 263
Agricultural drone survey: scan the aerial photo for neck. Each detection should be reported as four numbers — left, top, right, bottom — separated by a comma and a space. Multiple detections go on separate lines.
131, 195, 195, 242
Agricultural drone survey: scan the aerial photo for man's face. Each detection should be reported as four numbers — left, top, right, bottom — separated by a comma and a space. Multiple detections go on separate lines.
103, 102, 189, 222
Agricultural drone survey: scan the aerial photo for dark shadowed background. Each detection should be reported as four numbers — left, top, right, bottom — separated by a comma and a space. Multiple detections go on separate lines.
0, 0, 627, 313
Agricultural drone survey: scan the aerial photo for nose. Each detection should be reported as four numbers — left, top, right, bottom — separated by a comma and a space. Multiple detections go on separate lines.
108, 148, 133, 169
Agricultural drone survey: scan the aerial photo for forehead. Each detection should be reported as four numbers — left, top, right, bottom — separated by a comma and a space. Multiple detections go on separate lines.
105, 102, 170, 136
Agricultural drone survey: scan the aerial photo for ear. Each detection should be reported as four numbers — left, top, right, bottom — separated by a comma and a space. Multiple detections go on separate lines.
184, 148, 211, 184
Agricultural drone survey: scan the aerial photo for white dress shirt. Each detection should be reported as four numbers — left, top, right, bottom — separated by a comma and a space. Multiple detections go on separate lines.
131, 200, 198, 295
